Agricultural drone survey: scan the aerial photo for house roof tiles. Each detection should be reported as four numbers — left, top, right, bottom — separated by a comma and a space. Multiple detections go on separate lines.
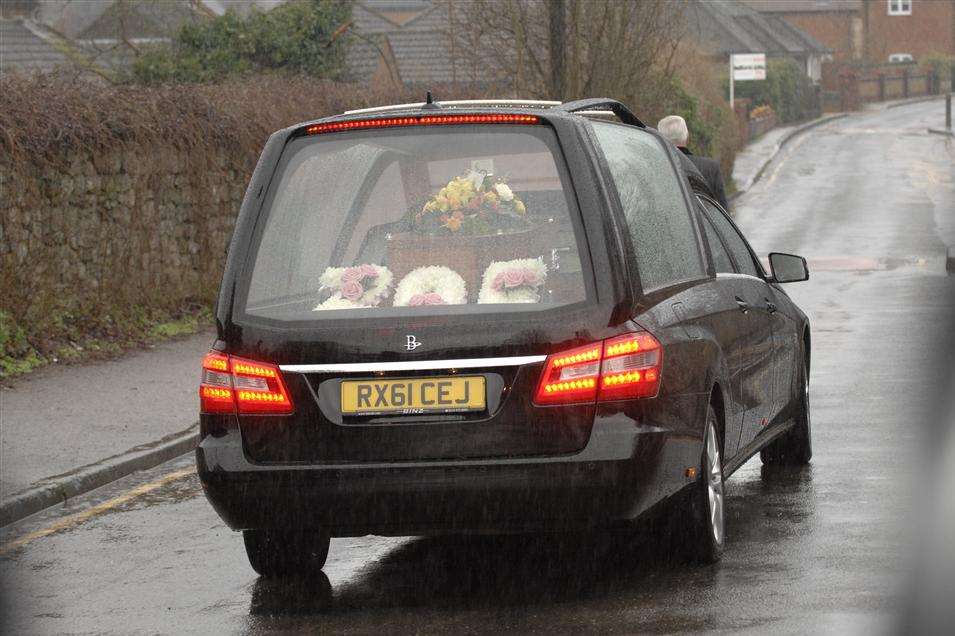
686, 0, 832, 56
0, 19, 69, 74
741, 0, 860, 13
347, 0, 468, 85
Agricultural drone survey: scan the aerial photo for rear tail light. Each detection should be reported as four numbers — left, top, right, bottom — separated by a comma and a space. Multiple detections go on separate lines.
598, 332, 662, 401
534, 342, 602, 405
534, 332, 662, 406
200, 353, 293, 415
200, 352, 234, 413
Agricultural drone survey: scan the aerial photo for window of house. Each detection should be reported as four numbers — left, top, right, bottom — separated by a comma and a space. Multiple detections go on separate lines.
888, 53, 914, 63
888, 0, 912, 16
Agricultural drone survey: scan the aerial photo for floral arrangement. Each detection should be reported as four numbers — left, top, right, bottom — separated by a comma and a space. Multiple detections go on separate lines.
393, 266, 467, 307
749, 104, 775, 121
412, 170, 528, 235
313, 264, 393, 311
478, 258, 547, 304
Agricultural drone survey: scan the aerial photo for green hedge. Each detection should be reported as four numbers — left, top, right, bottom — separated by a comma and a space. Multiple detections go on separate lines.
922, 53, 955, 77
132, 0, 351, 83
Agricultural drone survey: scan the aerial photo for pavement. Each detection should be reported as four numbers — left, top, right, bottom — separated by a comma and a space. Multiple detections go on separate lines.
731, 95, 952, 198
731, 121, 807, 194
1, 98, 953, 634
0, 329, 214, 521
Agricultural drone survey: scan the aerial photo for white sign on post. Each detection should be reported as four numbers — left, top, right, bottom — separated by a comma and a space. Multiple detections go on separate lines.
729, 53, 766, 109
732, 53, 767, 81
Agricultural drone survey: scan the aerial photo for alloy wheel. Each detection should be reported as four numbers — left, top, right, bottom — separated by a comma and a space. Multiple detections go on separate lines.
803, 370, 811, 426
706, 422, 725, 546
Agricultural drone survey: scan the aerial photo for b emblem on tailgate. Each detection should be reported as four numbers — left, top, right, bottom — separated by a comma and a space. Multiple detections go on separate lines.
405, 335, 422, 351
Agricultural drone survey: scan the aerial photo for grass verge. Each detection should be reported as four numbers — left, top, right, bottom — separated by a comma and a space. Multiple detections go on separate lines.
0, 304, 213, 382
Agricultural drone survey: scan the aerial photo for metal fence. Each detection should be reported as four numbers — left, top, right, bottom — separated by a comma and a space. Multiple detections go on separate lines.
859, 70, 951, 101
823, 62, 954, 111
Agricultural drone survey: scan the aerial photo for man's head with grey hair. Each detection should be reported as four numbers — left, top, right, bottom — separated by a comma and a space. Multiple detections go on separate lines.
657, 115, 689, 148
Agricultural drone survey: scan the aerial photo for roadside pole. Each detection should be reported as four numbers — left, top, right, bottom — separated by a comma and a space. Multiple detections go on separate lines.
929, 93, 954, 137
729, 55, 735, 110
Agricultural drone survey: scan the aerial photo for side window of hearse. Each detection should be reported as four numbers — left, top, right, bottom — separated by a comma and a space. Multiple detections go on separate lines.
698, 206, 736, 274
592, 122, 704, 291
701, 200, 761, 278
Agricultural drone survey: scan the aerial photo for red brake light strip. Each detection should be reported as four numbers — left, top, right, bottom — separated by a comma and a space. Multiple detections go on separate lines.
305, 113, 540, 135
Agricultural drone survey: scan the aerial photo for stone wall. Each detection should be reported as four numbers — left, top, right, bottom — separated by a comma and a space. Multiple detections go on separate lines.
0, 146, 249, 330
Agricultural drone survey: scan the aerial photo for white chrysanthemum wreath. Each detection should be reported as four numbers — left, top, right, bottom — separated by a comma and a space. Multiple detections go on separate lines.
393, 266, 467, 307
313, 264, 393, 311
478, 258, 547, 304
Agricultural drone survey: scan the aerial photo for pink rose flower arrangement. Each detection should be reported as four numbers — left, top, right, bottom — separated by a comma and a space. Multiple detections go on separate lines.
479, 258, 547, 304
491, 266, 543, 292
338, 265, 381, 299
341, 267, 364, 283
408, 292, 446, 306
340, 280, 364, 301
314, 264, 393, 311
393, 266, 468, 307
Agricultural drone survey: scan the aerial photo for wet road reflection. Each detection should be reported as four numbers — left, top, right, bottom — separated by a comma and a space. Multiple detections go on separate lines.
244, 465, 814, 631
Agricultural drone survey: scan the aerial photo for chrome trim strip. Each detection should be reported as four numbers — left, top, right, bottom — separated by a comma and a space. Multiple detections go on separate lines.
343, 100, 562, 115
280, 355, 547, 374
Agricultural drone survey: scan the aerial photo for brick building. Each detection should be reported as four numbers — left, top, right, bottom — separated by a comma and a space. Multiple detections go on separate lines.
743, 0, 955, 64
864, 0, 955, 63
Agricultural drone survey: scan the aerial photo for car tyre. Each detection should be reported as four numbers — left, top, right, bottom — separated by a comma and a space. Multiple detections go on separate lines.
760, 357, 812, 466
686, 407, 725, 564
243, 529, 330, 578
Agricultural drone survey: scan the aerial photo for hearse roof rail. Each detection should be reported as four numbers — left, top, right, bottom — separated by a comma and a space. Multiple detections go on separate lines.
343, 99, 562, 115
555, 98, 646, 128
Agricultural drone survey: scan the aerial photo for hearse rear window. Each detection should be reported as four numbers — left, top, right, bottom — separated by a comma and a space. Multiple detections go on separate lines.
241, 125, 588, 321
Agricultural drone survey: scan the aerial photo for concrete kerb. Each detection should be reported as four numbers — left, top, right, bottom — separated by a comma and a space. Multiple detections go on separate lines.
885, 94, 947, 109
729, 113, 847, 205
0, 423, 198, 527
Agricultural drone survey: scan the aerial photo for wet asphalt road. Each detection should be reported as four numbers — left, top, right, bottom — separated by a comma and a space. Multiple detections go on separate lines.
2, 100, 954, 635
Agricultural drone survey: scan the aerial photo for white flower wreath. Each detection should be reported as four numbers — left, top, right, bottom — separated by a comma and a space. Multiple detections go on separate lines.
314, 296, 365, 311
478, 258, 547, 304
313, 263, 393, 311
393, 266, 468, 307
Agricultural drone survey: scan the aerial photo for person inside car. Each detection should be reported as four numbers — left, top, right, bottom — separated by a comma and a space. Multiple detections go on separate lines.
658, 115, 729, 211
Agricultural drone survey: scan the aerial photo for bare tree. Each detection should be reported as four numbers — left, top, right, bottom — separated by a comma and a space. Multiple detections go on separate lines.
453, 0, 686, 102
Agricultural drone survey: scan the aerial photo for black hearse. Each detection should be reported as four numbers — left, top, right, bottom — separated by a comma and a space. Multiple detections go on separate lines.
197, 98, 812, 576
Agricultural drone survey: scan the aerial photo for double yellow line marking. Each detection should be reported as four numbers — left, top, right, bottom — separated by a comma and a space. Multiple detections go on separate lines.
0, 467, 195, 556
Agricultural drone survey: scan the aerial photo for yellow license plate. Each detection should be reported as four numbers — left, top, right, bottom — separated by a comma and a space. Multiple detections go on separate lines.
340, 376, 486, 415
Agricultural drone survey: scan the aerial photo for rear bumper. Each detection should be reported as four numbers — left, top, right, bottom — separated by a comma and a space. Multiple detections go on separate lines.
196, 415, 698, 536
